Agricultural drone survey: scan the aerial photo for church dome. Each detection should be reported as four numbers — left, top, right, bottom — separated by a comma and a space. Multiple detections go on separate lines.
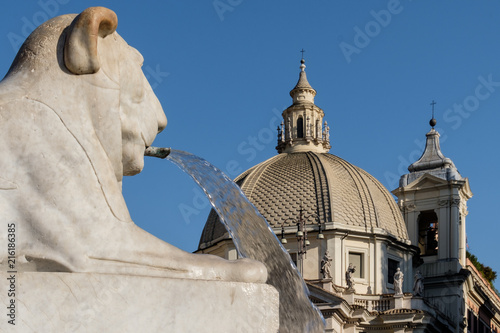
198, 151, 408, 249
198, 57, 408, 250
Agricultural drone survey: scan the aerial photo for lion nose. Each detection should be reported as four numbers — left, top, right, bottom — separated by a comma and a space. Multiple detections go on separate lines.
157, 112, 167, 133
152, 96, 167, 134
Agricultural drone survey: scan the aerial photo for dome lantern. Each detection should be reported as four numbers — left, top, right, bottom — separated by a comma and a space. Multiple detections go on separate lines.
276, 56, 331, 154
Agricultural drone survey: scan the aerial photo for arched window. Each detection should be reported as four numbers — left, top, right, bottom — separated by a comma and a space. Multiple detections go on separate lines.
418, 210, 438, 256
297, 117, 304, 138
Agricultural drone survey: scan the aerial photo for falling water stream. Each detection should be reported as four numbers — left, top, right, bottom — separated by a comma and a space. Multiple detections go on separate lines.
163, 149, 325, 333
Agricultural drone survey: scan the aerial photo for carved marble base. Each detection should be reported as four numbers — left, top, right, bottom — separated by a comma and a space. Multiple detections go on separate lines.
342, 288, 356, 304
1, 272, 279, 332
394, 294, 405, 309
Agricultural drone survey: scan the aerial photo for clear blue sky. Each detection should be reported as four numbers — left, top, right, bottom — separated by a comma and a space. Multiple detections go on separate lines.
1, 1, 499, 289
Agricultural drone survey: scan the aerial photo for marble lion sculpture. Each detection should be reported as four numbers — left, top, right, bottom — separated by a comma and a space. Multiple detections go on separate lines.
0, 7, 266, 283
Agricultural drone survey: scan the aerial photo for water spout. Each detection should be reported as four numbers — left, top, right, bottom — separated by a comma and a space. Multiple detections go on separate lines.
144, 146, 171, 159
166, 149, 325, 333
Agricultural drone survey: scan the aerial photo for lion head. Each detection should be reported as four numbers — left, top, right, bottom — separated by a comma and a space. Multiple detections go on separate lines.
0, 7, 266, 284
6, 7, 167, 182
0, 7, 169, 268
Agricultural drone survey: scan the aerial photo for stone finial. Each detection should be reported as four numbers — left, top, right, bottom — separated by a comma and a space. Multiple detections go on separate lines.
430, 100, 437, 128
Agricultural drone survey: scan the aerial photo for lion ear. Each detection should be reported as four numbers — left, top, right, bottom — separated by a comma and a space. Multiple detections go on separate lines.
64, 7, 118, 75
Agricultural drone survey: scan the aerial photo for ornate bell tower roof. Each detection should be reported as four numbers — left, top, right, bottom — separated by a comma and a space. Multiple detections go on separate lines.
399, 114, 461, 187
276, 57, 331, 154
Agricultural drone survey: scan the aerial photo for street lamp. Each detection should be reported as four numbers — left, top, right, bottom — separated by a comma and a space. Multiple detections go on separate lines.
317, 219, 324, 239
295, 207, 309, 276
280, 222, 287, 244
282, 207, 325, 276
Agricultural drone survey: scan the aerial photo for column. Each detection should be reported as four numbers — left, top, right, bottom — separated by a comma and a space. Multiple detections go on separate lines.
450, 198, 460, 261
459, 206, 467, 266
437, 200, 450, 260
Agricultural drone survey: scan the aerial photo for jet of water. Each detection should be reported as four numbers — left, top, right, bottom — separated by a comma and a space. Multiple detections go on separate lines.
166, 149, 325, 333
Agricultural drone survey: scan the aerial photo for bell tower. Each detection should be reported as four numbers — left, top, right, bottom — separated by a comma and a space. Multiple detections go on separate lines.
393, 115, 472, 271
393, 111, 472, 327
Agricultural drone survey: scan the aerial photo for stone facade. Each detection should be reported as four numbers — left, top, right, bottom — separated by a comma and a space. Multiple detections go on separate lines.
197, 59, 500, 332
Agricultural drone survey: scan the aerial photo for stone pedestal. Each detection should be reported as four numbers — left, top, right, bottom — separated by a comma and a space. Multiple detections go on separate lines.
1, 272, 279, 332
343, 289, 355, 305
320, 278, 333, 292
411, 296, 424, 311
394, 294, 404, 309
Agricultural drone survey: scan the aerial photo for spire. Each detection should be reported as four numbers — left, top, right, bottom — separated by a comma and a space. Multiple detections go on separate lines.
289, 58, 316, 104
276, 56, 330, 154
408, 127, 455, 173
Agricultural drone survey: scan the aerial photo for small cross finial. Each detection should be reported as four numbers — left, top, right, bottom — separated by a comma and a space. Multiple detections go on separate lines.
429, 100, 437, 128
430, 100, 436, 118
300, 48, 305, 59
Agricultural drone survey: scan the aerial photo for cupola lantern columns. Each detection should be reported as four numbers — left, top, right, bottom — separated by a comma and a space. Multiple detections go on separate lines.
276, 58, 331, 154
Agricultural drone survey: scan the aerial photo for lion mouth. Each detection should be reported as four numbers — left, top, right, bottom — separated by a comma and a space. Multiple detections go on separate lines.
141, 132, 149, 148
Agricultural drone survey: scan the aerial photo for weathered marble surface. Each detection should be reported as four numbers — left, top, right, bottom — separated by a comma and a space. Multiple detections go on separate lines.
0, 7, 266, 283
0, 272, 279, 332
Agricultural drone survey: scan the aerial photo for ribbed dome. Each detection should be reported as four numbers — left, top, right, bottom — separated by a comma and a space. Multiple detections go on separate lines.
198, 152, 408, 250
